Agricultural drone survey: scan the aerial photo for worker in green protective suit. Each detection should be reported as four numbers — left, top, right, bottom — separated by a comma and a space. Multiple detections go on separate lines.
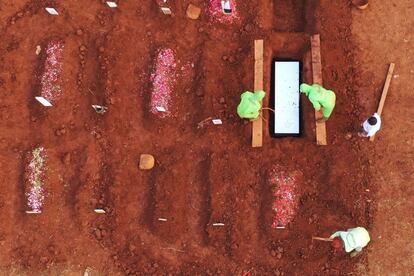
237, 90, 266, 120
300, 83, 336, 121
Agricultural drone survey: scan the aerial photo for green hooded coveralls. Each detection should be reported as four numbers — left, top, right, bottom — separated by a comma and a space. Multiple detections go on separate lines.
300, 83, 336, 119
237, 90, 266, 119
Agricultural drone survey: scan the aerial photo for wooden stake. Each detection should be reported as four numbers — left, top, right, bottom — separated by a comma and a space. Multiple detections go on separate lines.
197, 116, 213, 128
252, 39, 264, 147
310, 34, 327, 146
369, 63, 395, 142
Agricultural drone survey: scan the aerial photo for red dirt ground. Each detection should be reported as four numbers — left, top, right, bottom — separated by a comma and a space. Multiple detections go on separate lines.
0, 1, 375, 275
351, 1, 414, 274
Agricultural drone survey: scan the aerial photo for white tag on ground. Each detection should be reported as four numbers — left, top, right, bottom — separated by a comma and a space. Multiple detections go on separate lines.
161, 7, 172, 15
156, 106, 166, 112
212, 119, 223, 125
158, 218, 168, 221
35, 96, 52, 107
106, 1, 118, 8
45, 7, 59, 15
94, 209, 106, 214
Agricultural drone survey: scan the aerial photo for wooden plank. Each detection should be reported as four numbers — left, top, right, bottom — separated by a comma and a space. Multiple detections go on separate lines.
369, 63, 395, 142
252, 40, 264, 147
310, 34, 327, 146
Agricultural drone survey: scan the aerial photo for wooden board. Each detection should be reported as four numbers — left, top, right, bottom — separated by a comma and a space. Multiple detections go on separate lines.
310, 34, 327, 146
369, 63, 395, 142
252, 39, 264, 147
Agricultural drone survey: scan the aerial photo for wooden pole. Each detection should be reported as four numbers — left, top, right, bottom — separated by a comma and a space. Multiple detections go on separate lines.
310, 34, 327, 146
369, 63, 395, 142
252, 39, 264, 147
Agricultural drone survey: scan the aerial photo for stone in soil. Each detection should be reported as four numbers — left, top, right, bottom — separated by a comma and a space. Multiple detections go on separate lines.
139, 154, 155, 170
186, 4, 201, 20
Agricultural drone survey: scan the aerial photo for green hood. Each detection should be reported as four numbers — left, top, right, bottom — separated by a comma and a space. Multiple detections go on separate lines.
300, 83, 312, 96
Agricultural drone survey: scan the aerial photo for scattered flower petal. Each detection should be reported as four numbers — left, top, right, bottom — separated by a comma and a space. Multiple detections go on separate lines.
150, 48, 176, 117
40, 40, 64, 103
26, 147, 46, 212
269, 166, 301, 228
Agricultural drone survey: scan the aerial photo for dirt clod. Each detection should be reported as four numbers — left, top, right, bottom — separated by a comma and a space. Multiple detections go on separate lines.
63, 153, 71, 165
196, 89, 204, 97
244, 23, 253, 32
94, 229, 102, 240
186, 4, 201, 20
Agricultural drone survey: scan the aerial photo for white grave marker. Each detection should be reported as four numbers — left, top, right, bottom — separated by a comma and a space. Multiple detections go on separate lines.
35, 45, 41, 55
221, 0, 232, 14
45, 7, 59, 15
156, 106, 166, 112
35, 96, 52, 107
158, 218, 168, 222
94, 209, 106, 214
212, 223, 225, 226
212, 119, 223, 125
26, 210, 41, 214
161, 7, 172, 15
106, 1, 118, 8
